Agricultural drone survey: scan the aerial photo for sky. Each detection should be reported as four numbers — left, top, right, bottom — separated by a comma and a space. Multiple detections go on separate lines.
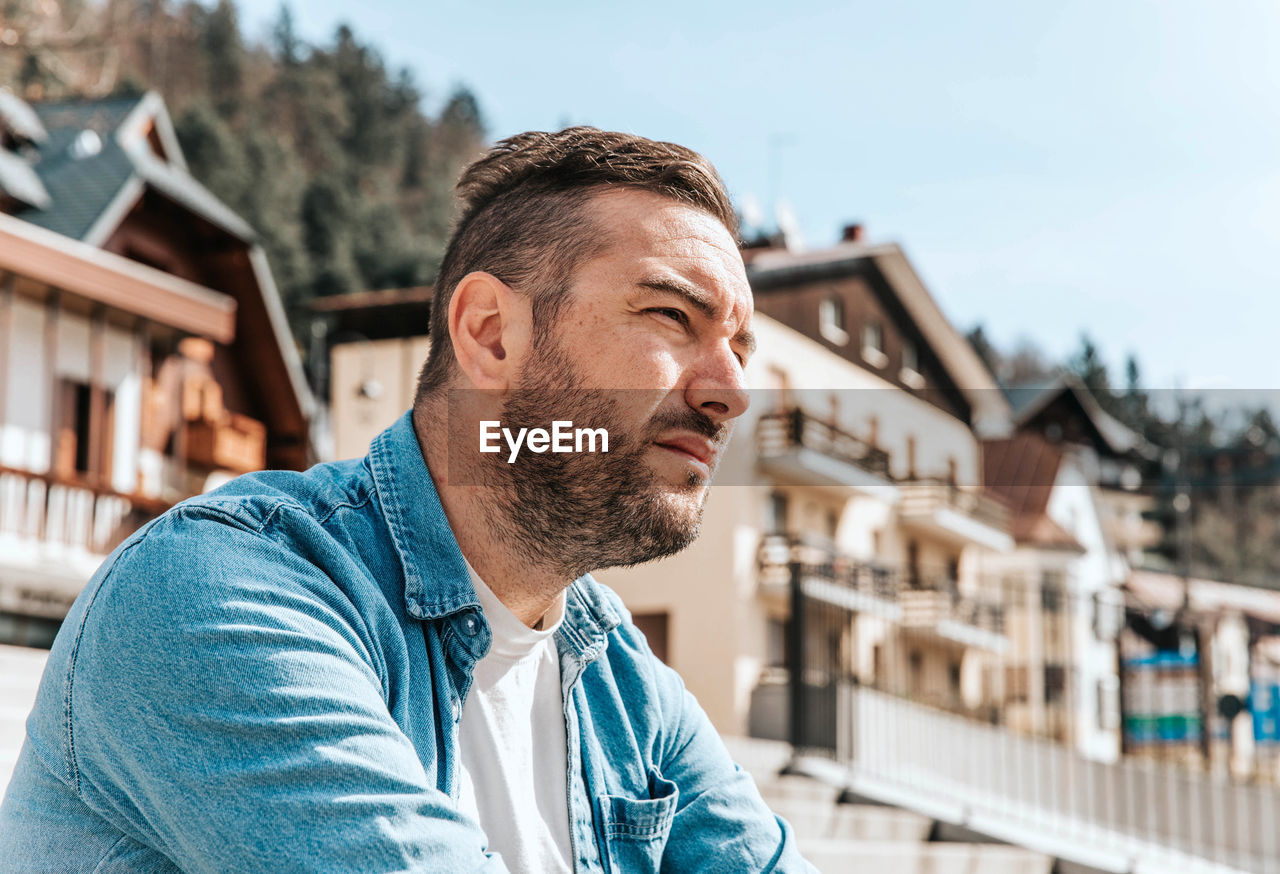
239, 0, 1280, 394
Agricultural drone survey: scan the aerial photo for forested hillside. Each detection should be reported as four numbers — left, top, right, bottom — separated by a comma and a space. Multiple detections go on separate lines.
1, 0, 487, 348
969, 327, 1280, 589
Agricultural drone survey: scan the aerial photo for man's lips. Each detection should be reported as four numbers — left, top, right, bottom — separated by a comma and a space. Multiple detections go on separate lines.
652, 434, 717, 468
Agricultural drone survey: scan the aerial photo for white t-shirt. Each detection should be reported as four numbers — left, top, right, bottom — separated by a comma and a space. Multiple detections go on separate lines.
455, 563, 573, 874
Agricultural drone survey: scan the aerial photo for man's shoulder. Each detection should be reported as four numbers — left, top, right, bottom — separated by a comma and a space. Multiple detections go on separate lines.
178, 456, 377, 533
53, 456, 385, 656
573, 576, 675, 690
24, 459, 393, 788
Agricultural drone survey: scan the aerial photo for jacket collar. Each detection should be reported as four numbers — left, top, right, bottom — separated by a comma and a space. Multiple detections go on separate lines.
367, 411, 620, 652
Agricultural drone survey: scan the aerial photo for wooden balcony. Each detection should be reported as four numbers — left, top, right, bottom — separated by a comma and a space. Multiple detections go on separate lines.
756, 408, 896, 495
185, 413, 266, 474
0, 465, 168, 554
0, 465, 171, 618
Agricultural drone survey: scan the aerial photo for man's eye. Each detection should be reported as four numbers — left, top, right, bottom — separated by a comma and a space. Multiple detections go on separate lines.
649, 307, 688, 326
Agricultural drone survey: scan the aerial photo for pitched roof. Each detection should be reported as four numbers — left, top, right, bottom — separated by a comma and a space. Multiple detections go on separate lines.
983, 432, 1085, 552
10, 92, 214, 244
1004, 371, 1156, 460
746, 240, 1012, 438
15, 126, 135, 239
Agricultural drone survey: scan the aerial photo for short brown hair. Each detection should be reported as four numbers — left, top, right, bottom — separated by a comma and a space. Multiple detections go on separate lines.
414, 127, 738, 400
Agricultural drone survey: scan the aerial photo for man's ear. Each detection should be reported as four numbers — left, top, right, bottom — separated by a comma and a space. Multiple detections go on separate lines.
447, 271, 532, 390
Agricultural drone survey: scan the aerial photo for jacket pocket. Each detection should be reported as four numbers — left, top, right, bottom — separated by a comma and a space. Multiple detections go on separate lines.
597, 768, 679, 874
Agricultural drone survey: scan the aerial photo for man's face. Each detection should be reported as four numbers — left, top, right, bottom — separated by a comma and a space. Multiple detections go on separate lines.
484, 188, 754, 576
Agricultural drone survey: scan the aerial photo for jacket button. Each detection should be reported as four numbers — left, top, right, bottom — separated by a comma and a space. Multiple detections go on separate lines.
451, 697, 461, 722
461, 615, 480, 636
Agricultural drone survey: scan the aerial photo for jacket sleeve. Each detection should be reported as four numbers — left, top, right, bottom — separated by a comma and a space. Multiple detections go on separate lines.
64, 504, 508, 874
612, 619, 819, 873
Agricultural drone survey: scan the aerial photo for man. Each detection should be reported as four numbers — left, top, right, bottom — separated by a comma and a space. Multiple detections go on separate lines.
0, 128, 816, 872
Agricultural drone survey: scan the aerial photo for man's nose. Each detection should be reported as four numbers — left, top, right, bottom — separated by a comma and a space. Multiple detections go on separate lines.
684, 345, 750, 425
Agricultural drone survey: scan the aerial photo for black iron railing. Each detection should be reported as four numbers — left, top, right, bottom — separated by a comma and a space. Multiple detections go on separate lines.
757, 407, 892, 480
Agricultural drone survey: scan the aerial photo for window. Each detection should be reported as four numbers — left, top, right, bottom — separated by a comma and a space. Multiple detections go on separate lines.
1097, 676, 1120, 730
766, 492, 789, 533
766, 617, 788, 668
1044, 664, 1067, 704
54, 378, 114, 480
861, 321, 887, 368
818, 295, 849, 345
1041, 571, 1065, 613
900, 340, 925, 388
908, 651, 924, 694
1006, 665, 1029, 704
902, 340, 919, 373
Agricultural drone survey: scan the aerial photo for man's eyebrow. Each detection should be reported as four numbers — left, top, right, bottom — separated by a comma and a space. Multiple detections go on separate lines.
636, 277, 757, 356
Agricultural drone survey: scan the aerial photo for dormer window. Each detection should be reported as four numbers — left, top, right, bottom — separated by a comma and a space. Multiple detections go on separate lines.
861, 320, 887, 368
818, 294, 849, 345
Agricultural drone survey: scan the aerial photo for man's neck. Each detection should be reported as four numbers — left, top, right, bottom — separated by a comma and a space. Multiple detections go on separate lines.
413, 402, 570, 629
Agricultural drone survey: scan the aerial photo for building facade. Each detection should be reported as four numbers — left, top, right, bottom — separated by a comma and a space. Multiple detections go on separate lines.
0, 89, 312, 648
597, 236, 1019, 739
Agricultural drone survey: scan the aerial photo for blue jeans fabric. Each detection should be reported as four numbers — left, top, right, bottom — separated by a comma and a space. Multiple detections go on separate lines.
0, 411, 816, 873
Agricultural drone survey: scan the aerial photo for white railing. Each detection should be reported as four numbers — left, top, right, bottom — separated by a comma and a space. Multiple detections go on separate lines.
841, 685, 1279, 874
0, 465, 165, 557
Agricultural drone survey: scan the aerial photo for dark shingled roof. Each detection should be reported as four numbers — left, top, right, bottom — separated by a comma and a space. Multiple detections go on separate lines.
7, 94, 259, 245
15, 133, 134, 239
9, 96, 146, 240
29, 97, 140, 138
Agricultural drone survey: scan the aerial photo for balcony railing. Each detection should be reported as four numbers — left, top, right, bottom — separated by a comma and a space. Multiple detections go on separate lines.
185, 413, 267, 474
839, 685, 1280, 874
757, 408, 892, 480
900, 478, 1010, 531
757, 531, 898, 603
757, 532, 1005, 638
0, 464, 170, 557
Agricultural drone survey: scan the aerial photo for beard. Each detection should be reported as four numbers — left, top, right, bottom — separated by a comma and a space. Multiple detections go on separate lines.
474, 331, 727, 580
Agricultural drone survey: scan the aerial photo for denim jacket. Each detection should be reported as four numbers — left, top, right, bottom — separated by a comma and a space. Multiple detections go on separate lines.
0, 411, 815, 873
